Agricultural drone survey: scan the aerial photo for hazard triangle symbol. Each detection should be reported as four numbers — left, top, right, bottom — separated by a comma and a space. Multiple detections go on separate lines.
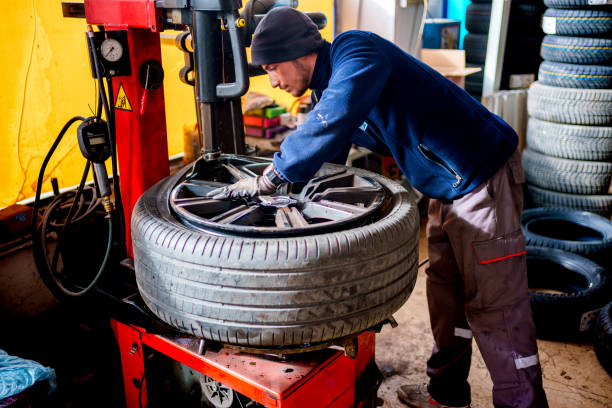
114, 84, 133, 112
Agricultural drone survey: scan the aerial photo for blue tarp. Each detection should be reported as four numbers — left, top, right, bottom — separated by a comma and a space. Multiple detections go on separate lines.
0, 349, 56, 400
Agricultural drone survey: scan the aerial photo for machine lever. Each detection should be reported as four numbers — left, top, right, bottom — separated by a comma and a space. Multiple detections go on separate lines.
216, 11, 249, 99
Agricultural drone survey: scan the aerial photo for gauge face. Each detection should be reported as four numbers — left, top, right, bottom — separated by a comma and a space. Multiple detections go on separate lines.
101, 38, 123, 62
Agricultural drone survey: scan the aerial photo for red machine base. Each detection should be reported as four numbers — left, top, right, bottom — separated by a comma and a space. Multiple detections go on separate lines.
111, 320, 379, 408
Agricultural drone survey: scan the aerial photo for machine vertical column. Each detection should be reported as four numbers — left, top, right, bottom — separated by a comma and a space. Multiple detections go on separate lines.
112, 29, 169, 255
192, 10, 221, 155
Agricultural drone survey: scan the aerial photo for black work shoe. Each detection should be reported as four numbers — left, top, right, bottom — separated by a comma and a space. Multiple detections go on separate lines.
397, 384, 470, 408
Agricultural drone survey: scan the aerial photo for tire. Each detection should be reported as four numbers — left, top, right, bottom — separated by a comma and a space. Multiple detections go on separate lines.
526, 184, 612, 217
527, 246, 610, 340
464, 33, 488, 65
538, 61, 612, 89
464, 33, 542, 66
594, 301, 612, 377
527, 81, 612, 125
522, 148, 612, 195
131, 163, 420, 347
542, 9, 612, 37
466, 3, 492, 34
521, 207, 612, 259
541, 35, 612, 65
465, 3, 541, 35
465, 64, 484, 95
526, 117, 612, 161
544, 0, 604, 8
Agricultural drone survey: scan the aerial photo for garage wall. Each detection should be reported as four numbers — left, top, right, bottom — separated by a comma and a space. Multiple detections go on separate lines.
0, 1, 333, 208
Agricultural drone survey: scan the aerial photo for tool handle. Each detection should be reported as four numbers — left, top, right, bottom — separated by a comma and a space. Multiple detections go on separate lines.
216, 11, 249, 99
139, 89, 149, 115
93, 162, 112, 198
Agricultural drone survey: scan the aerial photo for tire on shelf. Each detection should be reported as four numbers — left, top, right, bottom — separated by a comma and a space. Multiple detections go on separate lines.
522, 148, 612, 195
594, 301, 612, 377
541, 35, 612, 65
131, 162, 420, 348
538, 61, 612, 89
527, 81, 612, 125
465, 64, 484, 96
464, 33, 489, 65
544, 0, 603, 8
526, 184, 612, 217
526, 117, 612, 161
527, 246, 610, 341
542, 9, 612, 37
521, 207, 612, 261
465, 3, 542, 35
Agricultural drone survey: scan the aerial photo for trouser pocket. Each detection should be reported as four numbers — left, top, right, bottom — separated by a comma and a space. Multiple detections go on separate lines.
470, 229, 528, 310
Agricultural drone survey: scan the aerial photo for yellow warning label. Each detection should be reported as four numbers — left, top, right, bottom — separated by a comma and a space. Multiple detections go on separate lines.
114, 84, 133, 112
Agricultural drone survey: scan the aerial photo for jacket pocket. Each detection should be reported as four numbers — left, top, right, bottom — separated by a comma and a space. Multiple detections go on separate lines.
417, 144, 463, 188
470, 229, 528, 309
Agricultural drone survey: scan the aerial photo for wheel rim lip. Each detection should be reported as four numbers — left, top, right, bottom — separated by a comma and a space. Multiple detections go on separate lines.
169, 155, 387, 237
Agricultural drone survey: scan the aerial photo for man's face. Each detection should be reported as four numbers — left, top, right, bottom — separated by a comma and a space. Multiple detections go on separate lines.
263, 59, 311, 97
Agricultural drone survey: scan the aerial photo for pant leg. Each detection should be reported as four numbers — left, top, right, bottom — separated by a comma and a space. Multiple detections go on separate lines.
445, 150, 548, 408
425, 198, 473, 407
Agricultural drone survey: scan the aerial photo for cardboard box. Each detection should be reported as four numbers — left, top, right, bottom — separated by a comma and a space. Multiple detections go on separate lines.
420, 49, 481, 89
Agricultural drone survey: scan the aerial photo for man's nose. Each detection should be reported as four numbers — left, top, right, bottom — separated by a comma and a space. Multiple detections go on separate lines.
269, 75, 279, 88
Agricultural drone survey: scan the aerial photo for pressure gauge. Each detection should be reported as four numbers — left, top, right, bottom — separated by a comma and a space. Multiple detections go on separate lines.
101, 38, 123, 62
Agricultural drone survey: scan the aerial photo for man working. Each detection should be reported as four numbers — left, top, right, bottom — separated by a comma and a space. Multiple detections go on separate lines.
208, 7, 548, 408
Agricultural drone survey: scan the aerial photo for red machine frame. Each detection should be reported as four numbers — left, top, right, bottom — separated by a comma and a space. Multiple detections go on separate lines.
112, 320, 376, 408
84, 2, 379, 407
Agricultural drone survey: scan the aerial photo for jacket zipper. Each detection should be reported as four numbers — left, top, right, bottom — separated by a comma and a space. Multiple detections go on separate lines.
418, 144, 463, 188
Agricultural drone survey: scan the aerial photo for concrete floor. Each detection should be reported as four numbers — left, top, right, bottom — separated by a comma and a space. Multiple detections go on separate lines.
375, 221, 612, 408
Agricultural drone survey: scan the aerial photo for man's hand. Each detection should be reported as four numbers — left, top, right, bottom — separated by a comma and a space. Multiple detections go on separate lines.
206, 164, 280, 200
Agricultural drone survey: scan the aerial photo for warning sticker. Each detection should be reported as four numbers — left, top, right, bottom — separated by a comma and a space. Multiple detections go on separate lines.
542, 17, 556, 35
114, 84, 133, 112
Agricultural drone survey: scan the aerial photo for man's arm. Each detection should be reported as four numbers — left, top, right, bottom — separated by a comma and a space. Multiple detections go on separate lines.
273, 34, 392, 183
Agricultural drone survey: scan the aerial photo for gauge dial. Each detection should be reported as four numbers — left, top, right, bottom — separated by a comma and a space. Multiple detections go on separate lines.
101, 38, 123, 62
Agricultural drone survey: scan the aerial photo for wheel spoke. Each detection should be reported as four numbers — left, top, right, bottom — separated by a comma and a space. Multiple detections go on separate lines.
210, 205, 263, 225
301, 200, 368, 221
311, 186, 383, 206
275, 207, 309, 228
180, 179, 228, 197
222, 163, 250, 180
300, 172, 356, 199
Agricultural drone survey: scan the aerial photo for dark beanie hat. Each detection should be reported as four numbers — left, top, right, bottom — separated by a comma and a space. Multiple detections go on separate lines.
251, 7, 324, 66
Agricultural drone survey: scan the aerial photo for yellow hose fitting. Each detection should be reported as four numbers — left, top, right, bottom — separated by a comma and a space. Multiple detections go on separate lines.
236, 18, 246, 28
102, 196, 114, 214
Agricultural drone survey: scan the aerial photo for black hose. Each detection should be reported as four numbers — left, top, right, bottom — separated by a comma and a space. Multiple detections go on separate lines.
106, 76, 126, 249
51, 160, 91, 273
31, 113, 113, 298
32, 116, 86, 235
87, 31, 126, 255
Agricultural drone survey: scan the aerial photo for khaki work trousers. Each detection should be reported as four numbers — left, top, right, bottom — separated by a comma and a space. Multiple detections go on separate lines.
425, 149, 548, 407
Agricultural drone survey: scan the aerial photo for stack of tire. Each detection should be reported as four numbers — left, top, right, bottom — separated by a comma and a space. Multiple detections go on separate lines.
463, 0, 544, 99
521, 208, 612, 375
524, 0, 612, 218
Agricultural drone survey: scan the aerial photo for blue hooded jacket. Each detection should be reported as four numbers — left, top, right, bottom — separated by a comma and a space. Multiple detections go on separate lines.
272, 31, 518, 200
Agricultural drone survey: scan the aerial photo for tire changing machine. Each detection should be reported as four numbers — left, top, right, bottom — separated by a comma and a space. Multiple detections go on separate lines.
62, 1, 383, 406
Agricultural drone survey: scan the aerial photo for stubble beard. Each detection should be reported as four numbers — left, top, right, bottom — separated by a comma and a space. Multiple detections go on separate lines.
291, 60, 311, 97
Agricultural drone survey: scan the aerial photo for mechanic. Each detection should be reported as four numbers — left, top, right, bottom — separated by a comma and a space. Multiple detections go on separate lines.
208, 7, 548, 408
